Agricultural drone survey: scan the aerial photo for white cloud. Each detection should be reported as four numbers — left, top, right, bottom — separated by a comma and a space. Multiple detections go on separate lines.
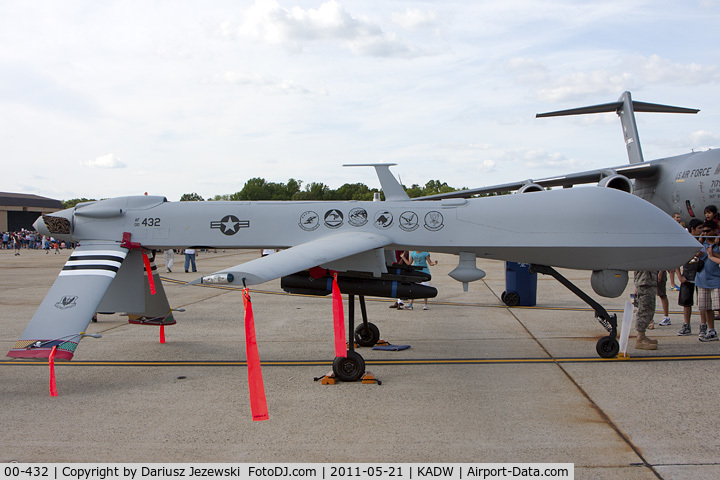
391, 8, 437, 30
621, 54, 720, 86
535, 55, 720, 103
690, 130, 720, 149
223, 0, 423, 57
537, 71, 636, 103
480, 159, 496, 172
83, 154, 126, 169
522, 149, 579, 169
207, 71, 318, 95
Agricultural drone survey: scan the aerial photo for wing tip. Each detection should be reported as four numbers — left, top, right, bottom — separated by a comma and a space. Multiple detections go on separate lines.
7, 343, 76, 361
8, 338, 78, 360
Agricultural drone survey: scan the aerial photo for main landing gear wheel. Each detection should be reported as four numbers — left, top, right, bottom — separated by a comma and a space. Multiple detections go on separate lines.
596, 336, 620, 358
354, 322, 380, 347
333, 350, 366, 382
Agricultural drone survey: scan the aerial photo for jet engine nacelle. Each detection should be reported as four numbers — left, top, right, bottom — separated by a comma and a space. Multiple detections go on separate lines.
598, 174, 633, 194
518, 183, 544, 193
591, 270, 628, 298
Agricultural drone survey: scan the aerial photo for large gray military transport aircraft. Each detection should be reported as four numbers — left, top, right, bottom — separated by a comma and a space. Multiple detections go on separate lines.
420, 91, 716, 226
8, 164, 699, 381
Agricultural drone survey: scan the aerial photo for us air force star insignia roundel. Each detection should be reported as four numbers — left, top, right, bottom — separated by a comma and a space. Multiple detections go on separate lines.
211, 215, 250, 235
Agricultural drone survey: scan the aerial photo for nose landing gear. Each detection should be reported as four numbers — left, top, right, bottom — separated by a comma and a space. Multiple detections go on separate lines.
529, 265, 620, 358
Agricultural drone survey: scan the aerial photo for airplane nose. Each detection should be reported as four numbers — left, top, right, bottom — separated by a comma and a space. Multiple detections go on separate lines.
32, 215, 48, 236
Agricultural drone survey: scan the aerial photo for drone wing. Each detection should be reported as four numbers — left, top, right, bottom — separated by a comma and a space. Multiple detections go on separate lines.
191, 231, 393, 286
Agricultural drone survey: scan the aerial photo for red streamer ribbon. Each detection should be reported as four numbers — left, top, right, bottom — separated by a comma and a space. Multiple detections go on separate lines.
159, 324, 166, 344
49, 346, 58, 397
332, 273, 346, 358
142, 251, 156, 295
243, 289, 269, 421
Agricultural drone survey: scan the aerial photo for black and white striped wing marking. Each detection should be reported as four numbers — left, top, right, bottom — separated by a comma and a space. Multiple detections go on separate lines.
60, 249, 127, 278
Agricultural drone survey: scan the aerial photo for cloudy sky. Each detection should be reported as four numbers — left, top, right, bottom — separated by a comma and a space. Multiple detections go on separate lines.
2, 0, 719, 201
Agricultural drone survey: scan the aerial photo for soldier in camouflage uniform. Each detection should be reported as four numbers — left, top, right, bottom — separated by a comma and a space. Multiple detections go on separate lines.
634, 270, 659, 350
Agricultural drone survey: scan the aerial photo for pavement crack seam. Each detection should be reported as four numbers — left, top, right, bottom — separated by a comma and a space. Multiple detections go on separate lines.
506, 306, 663, 479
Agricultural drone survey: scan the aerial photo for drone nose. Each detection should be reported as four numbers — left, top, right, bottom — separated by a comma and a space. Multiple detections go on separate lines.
32, 215, 48, 235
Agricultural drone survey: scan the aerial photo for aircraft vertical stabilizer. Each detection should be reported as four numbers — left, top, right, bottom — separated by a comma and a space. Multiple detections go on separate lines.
343, 163, 410, 201
536, 91, 699, 165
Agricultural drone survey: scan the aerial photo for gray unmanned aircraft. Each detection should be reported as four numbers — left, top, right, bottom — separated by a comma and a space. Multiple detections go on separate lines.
9, 164, 699, 381
420, 91, 716, 226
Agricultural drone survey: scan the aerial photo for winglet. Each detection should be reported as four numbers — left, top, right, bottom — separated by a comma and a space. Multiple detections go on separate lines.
343, 163, 409, 201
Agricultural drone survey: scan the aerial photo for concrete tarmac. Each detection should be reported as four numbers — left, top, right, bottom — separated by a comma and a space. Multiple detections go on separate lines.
2, 249, 720, 479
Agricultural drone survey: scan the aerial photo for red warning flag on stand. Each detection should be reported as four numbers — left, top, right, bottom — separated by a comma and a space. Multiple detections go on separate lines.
243, 288, 269, 421
49, 345, 58, 397
141, 251, 157, 295
332, 273, 346, 358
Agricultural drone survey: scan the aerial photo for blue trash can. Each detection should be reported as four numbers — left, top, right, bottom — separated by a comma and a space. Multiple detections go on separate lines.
502, 262, 537, 307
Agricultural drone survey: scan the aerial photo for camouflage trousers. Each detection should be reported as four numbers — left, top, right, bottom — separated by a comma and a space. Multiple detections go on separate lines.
635, 285, 657, 332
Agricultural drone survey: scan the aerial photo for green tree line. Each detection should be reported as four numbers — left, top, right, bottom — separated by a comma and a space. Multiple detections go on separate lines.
63, 178, 469, 208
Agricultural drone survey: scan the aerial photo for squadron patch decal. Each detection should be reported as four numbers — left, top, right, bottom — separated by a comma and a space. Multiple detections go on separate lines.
399, 211, 419, 232
374, 211, 393, 229
348, 207, 368, 227
210, 215, 250, 236
299, 211, 320, 231
324, 209, 344, 229
55, 295, 78, 310
424, 211, 444, 231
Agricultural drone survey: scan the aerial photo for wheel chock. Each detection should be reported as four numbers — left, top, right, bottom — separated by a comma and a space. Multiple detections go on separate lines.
313, 372, 337, 384
361, 372, 381, 385
313, 372, 381, 385
322, 375, 338, 385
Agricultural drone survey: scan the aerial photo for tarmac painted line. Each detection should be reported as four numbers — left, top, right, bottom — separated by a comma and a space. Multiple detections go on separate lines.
2, 354, 720, 367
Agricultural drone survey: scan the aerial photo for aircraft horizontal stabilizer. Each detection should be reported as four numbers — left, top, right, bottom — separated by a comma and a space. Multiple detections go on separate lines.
537, 99, 699, 118
537, 91, 699, 165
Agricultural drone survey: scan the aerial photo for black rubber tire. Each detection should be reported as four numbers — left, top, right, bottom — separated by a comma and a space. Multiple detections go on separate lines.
355, 323, 380, 347
596, 336, 620, 358
503, 291, 520, 307
332, 351, 366, 382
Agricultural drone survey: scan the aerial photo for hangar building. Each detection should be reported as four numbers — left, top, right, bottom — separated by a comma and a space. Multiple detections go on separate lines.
1, 192, 63, 232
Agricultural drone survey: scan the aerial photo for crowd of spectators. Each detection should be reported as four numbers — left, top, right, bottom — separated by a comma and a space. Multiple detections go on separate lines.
1, 229, 72, 254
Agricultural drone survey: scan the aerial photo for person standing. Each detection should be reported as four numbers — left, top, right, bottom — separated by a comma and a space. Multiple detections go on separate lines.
390, 250, 410, 309
164, 249, 175, 273
655, 271, 672, 327
184, 248, 197, 273
676, 219, 703, 335
697, 221, 720, 341
406, 251, 437, 311
633, 270, 659, 350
